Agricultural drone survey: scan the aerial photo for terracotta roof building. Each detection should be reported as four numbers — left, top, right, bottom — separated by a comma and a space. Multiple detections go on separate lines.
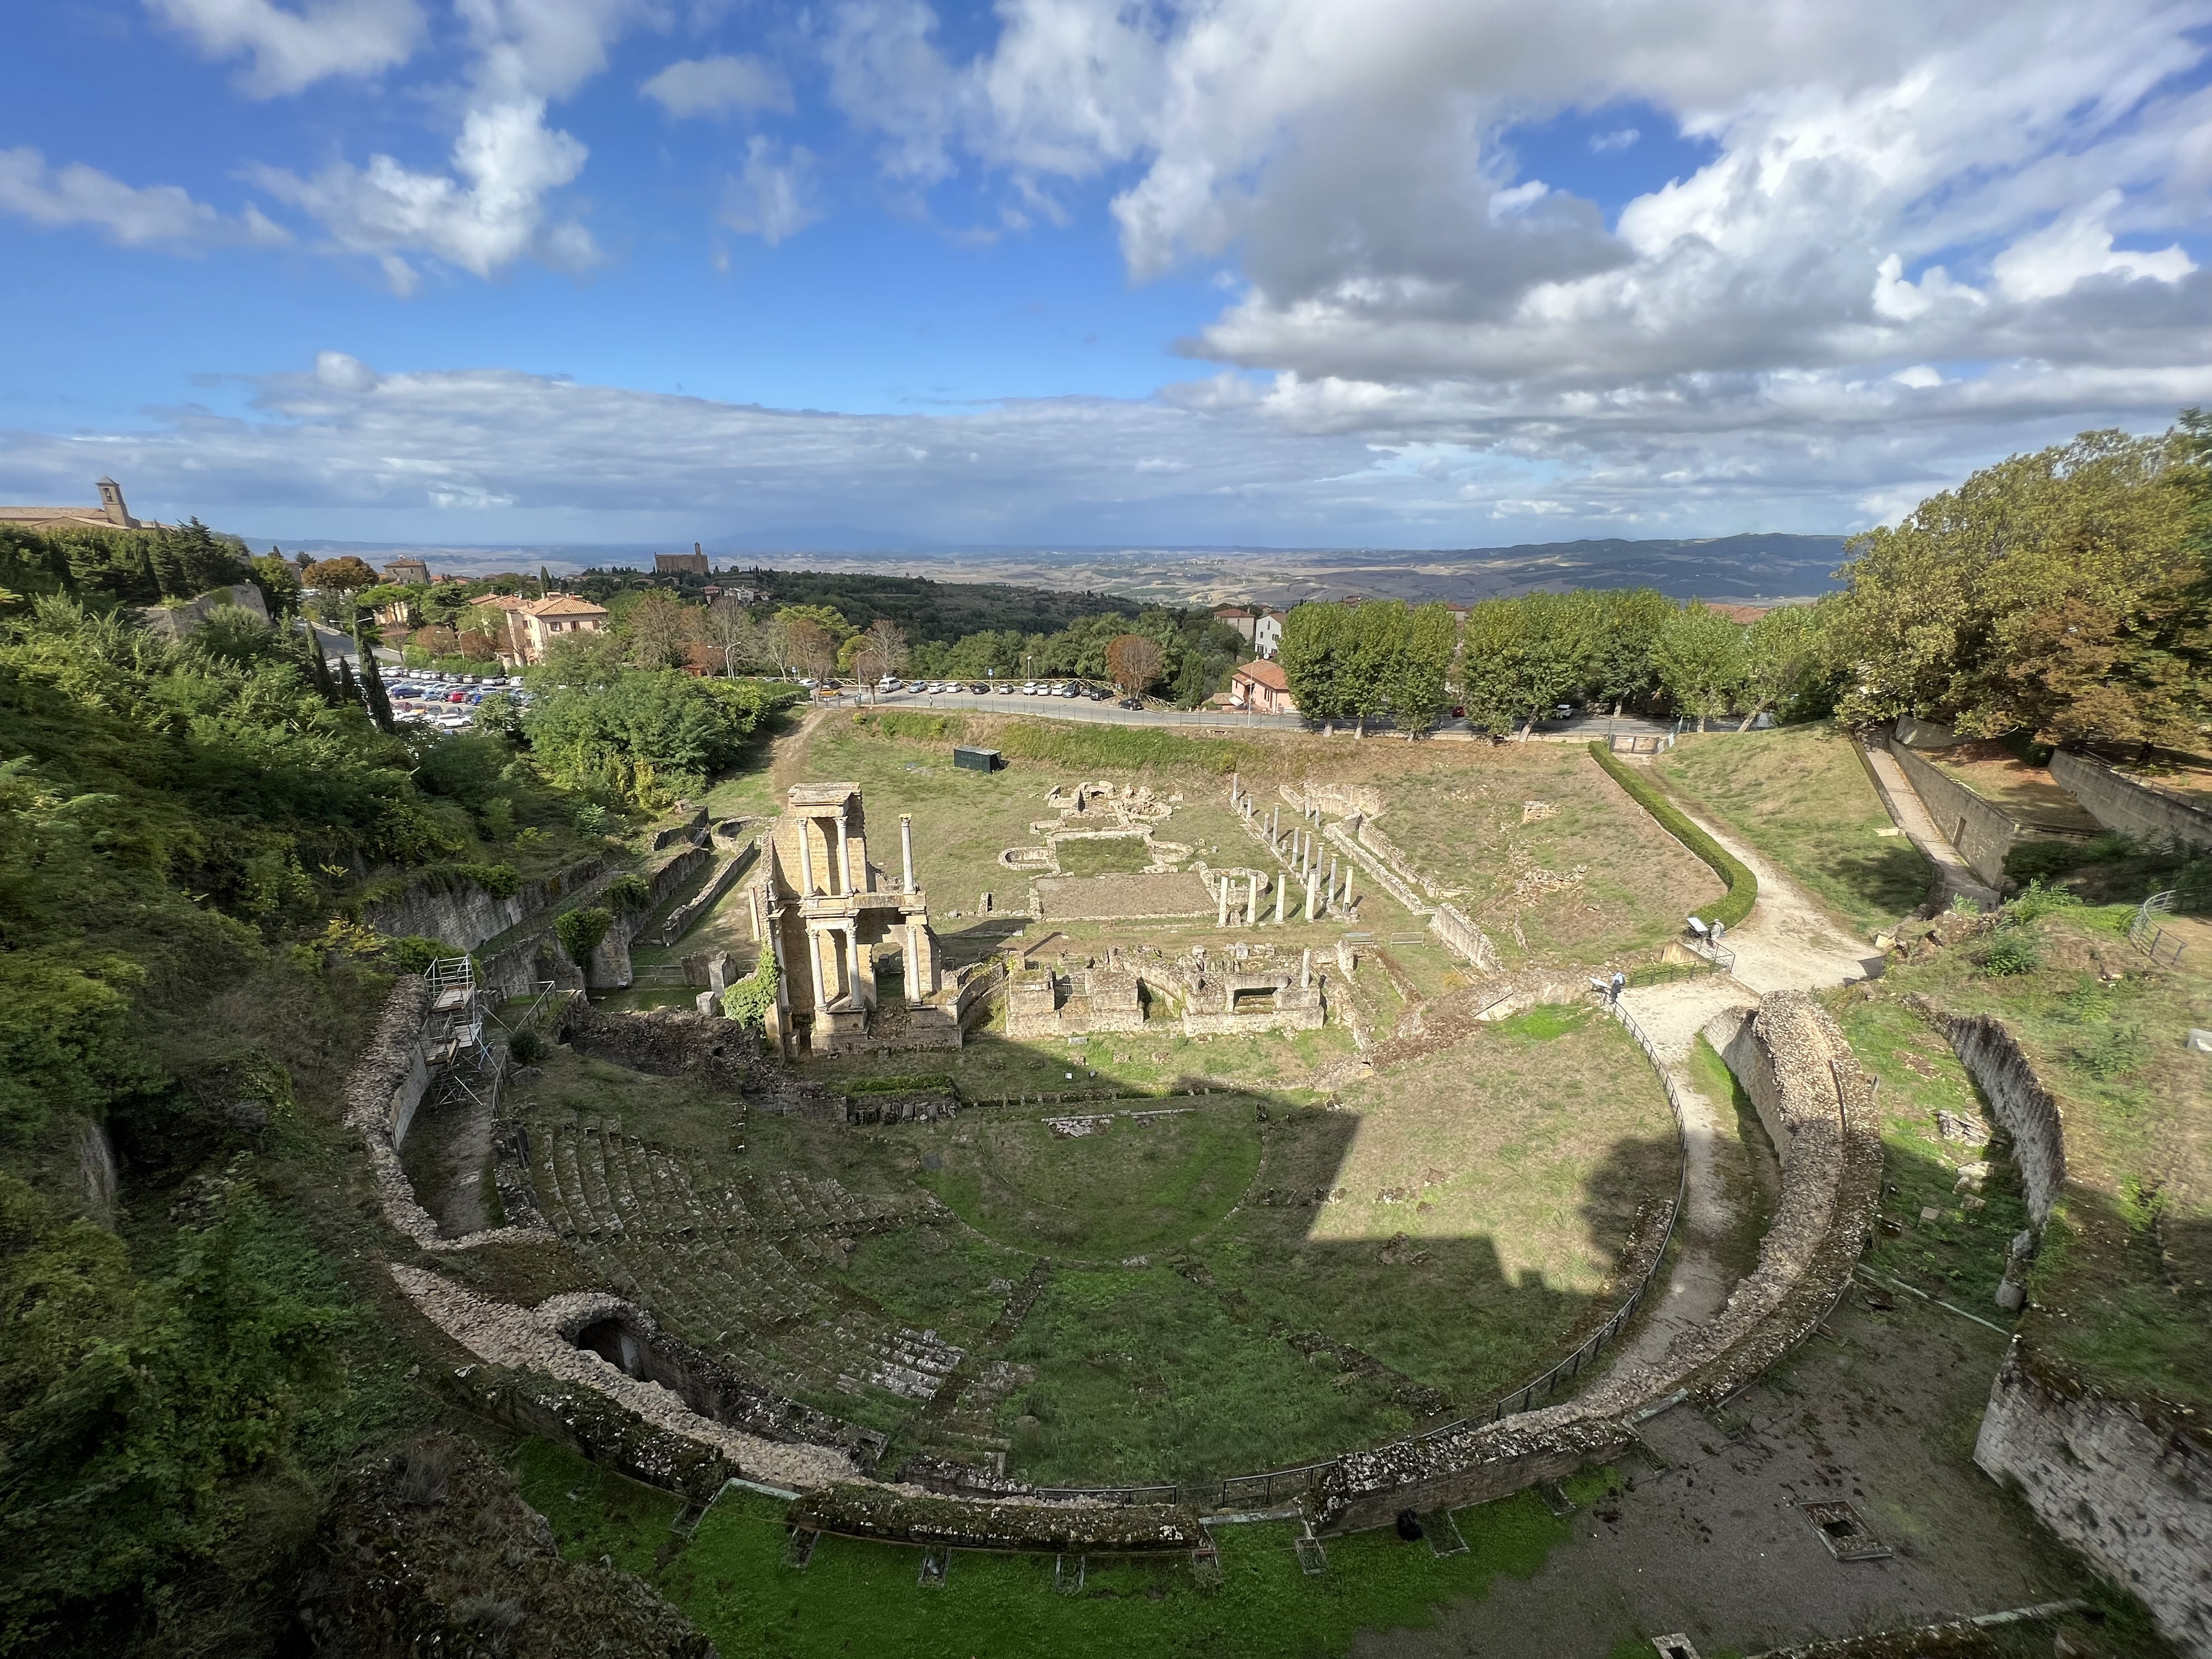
1228, 657, 1297, 715
471, 592, 611, 664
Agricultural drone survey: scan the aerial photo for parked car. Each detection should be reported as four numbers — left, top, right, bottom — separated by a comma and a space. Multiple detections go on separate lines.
1118, 697, 1143, 710
969, 683, 989, 694
1087, 688, 1110, 701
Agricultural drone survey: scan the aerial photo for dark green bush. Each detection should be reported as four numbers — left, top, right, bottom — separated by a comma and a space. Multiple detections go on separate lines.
604, 874, 652, 912
387, 935, 457, 974
1589, 742, 1757, 927
508, 1025, 545, 1066
1976, 936, 2041, 976
454, 862, 521, 900
555, 907, 613, 963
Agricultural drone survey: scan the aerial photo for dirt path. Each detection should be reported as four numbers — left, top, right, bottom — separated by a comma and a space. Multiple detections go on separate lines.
769, 705, 836, 797
1611, 978, 1764, 1371
1619, 757, 1885, 993
1599, 770, 1881, 1376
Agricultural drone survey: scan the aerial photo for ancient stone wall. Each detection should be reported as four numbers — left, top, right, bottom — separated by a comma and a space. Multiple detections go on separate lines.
1888, 740, 2022, 889
1929, 1008, 2068, 1227
363, 855, 605, 951
2051, 749, 2212, 853
1975, 1343, 2212, 1658
1319, 989, 1880, 1532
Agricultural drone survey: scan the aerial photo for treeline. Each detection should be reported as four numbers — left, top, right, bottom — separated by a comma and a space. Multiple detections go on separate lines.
717, 568, 1139, 642
0, 519, 299, 615
901, 607, 1246, 705
1277, 417, 2212, 746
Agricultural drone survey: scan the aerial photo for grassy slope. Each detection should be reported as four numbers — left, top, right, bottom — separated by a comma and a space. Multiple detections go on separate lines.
1653, 723, 1932, 937
1854, 905, 2211, 1411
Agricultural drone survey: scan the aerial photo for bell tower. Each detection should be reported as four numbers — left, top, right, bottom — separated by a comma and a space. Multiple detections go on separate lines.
95, 478, 137, 528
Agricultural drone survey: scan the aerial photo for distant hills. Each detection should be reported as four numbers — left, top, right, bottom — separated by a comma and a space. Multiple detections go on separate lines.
277, 530, 1851, 607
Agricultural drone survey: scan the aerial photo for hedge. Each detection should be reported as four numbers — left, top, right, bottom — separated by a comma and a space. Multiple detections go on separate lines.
1588, 741, 1757, 928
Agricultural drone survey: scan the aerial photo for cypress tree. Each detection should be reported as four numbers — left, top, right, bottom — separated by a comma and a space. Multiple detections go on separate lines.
338, 658, 359, 708
353, 618, 395, 733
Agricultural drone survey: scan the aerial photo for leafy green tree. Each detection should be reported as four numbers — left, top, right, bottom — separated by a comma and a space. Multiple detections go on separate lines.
1385, 602, 1459, 733
1834, 426, 2201, 744
1277, 602, 1351, 728
523, 671, 793, 805
1587, 587, 1670, 713
1653, 603, 1747, 730
247, 551, 303, 618
301, 555, 380, 593
1736, 601, 1840, 727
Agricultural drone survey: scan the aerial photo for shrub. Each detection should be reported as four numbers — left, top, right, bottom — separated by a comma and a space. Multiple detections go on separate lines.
720, 954, 779, 1030
604, 874, 652, 912
2071, 1026, 2148, 1081
453, 862, 521, 900
573, 802, 610, 834
555, 906, 613, 963
855, 709, 968, 743
387, 935, 457, 973
508, 1025, 544, 1066
1976, 936, 2040, 976
477, 796, 515, 840
2006, 878, 2084, 924
1588, 742, 1757, 927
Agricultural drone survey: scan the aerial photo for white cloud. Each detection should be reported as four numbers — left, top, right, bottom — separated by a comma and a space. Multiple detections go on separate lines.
1589, 128, 1639, 153
808, 0, 2212, 456
244, 0, 651, 289
0, 147, 291, 249
1991, 189, 2197, 301
719, 137, 822, 245
642, 54, 792, 118
4, 352, 2201, 548
254, 100, 592, 292
145, 0, 424, 96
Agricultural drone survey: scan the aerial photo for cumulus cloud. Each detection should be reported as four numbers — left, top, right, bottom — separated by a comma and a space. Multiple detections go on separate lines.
719, 137, 822, 244
811, 0, 2212, 464
642, 54, 792, 118
253, 101, 592, 293
145, 0, 424, 96
1991, 190, 2197, 301
247, 0, 650, 289
0, 147, 291, 249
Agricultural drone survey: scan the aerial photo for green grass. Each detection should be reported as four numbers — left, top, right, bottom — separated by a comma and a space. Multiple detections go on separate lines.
512, 1437, 1614, 1659
1490, 1004, 1593, 1041
1653, 723, 1931, 936
1589, 742, 1756, 930
1052, 836, 1156, 877
912, 1100, 1264, 1258
1849, 905, 2212, 1411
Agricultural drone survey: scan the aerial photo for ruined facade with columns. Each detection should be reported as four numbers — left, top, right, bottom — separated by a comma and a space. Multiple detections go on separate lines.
748, 784, 962, 1055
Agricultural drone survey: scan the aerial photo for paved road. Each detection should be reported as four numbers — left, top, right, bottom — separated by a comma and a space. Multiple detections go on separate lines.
826, 687, 1678, 742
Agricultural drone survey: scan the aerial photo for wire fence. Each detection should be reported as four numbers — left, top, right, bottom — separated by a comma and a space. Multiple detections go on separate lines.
2129, 890, 2189, 967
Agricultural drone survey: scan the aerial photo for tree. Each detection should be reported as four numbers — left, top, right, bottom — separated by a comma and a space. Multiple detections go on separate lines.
624, 591, 697, 671
774, 614, 837, 679
353, 616, 395, 733
1834, 426, 2203, 745
1277, 602, 1350, 728
1384, 602, 1459, 734
1736, 602, 1839, 728
1587, 587, 1671, 713
1107, 633, 1166, 694
701, 594, 767, 676
1653, 603, 1747, 730
248, 551, 303, 618
301, 556, 380, 593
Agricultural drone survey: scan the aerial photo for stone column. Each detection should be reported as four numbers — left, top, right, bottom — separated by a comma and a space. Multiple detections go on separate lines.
1217, 878, 1229, 928
1329, 854, 1339, 905
1246, 874, 1259, 927
900, 813, 916, 893
797, 817, 816, 894
836, 814, 852, 896
806, 924, 827, 1010
1274, 876, 1286, 925
1270, 805, 1279, 845
849, 921, 868, 1007
904, 921, 921, 1000
1306, 868, 1318, 919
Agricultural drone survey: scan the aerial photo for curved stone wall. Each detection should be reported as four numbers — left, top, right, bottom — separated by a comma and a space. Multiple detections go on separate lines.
1907, 1000, 2066, 1228
1318, 989, 1880, 1531
363, 982, 1885, 1551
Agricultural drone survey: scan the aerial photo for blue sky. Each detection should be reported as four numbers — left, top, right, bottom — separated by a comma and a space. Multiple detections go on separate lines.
3, 0, 2209, 550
